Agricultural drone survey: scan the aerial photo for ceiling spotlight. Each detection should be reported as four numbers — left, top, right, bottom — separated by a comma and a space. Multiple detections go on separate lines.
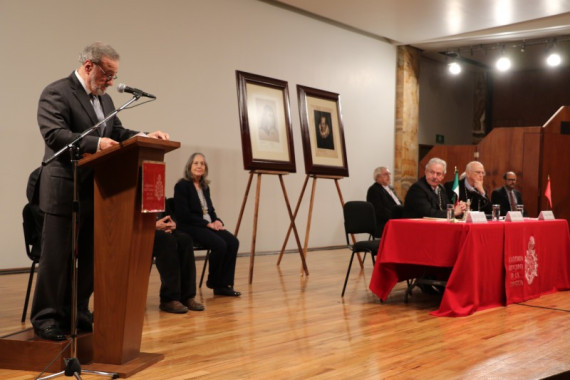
496, 56, 511, 72
448, 61, 461, 75
546, 52, 562, 67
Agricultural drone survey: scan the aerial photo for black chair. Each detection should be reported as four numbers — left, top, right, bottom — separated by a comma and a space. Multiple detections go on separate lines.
21, 202, 43, 322
341, 201, 381, 297
164, 197, 211, 288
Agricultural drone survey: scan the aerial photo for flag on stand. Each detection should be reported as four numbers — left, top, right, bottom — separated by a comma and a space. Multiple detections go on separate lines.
451, 167, 459, 205
544, 175, 552, 208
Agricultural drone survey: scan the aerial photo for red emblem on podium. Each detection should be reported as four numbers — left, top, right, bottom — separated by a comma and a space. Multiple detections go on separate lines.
141, 161, 165, 213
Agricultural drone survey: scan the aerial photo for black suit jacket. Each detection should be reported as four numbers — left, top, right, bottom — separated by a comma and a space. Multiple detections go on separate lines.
366, 182, 403, 236
38, 72, 138, 215
444, 178, 492, 214
403, 177, 450, 218
491, 186, 524, 216
174, 179, 221, 235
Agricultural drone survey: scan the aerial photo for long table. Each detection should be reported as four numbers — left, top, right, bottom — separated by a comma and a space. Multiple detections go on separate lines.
369, 218, 570, 317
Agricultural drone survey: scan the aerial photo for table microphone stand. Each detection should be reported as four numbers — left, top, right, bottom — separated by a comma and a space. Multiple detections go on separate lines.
38, 94, 141, 379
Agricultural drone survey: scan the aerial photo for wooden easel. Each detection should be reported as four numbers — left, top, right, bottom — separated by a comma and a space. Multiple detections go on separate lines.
234, 170, 309, 283
277, 174, 362, 271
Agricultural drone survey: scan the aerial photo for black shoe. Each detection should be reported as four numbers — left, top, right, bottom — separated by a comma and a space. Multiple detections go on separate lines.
34, 325, 67, 341
77, 311, 93, 332
213, 287, 241, 297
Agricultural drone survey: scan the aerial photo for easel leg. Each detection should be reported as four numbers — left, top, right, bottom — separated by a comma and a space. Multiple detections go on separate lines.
277, 175, 309, 265
334, 179, 363, 267
278, 175, 309, 275
301, 177, 318, 273
234, 172, 254, 237
249, 173, 262, 284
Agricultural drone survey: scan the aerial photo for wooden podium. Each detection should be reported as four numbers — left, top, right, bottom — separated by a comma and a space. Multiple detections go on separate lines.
77, 136, 179, 376
0, 137, 179, 377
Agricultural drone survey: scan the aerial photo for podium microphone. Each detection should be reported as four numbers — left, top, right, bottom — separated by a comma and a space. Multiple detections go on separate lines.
117, 83, 156, 99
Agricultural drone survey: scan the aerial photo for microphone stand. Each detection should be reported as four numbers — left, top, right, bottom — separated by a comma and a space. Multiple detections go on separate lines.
38, 94, 141, 380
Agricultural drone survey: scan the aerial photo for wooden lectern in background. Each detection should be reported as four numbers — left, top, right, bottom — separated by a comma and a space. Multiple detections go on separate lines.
79, 136, 179, 376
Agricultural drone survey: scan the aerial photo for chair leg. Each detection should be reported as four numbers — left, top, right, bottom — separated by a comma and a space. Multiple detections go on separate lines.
21, 261, 36, 323
341, 252, 357, 297
198, 250, 210, 288
404, 278, 416, 303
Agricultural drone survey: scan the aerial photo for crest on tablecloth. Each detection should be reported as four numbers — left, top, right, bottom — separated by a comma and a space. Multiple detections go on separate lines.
525, 236, 538, 285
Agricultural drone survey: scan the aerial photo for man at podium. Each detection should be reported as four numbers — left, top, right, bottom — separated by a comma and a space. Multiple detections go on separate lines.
32, 42, 169, 341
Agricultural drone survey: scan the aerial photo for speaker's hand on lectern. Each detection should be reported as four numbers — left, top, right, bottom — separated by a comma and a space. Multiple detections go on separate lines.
147, 130, 170, 140
98, 137, 119, 151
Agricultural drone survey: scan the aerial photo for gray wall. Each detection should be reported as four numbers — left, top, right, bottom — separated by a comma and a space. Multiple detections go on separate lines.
0, 0, 397, 269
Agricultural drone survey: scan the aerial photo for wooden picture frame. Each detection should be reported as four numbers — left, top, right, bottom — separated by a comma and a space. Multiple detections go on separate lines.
297, 85, 348, 177
236, 70, 296, 172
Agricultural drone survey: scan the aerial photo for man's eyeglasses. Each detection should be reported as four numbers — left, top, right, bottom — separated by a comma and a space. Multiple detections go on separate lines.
93, 62, 118, 81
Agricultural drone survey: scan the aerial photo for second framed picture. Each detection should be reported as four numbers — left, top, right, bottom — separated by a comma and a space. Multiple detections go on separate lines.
236, 70, 296, 172
297, 85, 348, 177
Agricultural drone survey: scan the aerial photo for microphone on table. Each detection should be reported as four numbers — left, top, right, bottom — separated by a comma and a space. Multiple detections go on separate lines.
117, 83, 157, 99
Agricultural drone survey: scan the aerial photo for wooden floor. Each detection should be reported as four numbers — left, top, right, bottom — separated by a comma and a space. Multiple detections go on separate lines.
1, 248, 569, 379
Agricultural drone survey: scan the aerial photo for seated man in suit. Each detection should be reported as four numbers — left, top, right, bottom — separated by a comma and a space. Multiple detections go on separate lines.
445, 160, 492, 214
366, 166, 404, 236
491, 171, 524, 216
404, 157, 465, 218
153, 213, 205, 314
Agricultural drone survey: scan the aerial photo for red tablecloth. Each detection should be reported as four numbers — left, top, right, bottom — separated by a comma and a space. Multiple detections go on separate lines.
504, 220, 570, 303
369, 219, 570, 317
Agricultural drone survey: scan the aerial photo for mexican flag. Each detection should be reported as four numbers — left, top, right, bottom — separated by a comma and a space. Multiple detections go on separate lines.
452, 167, 459, 205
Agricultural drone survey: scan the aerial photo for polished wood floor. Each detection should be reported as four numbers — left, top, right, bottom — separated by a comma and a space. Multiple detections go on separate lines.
1, 248, 569, 379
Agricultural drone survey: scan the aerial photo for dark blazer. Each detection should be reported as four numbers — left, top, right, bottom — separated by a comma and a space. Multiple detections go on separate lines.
366, 182, 403, 236
38, 72, 137, 215
491, 186, 524, 216
174, 179, 221, 234
403, 177, 450, 218
444, 178, 492, 214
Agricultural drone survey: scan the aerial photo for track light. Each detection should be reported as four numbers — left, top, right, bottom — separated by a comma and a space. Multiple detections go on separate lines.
546, 40, 562, 67
496, 57, 511, 71
448, 61, 461, 75
496, 47, 511, 71
546, 52, 562, 66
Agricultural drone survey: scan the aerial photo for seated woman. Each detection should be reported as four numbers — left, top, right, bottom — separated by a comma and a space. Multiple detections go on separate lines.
174, 152, 241, 297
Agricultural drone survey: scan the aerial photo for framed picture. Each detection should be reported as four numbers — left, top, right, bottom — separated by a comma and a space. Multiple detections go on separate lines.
236, 70, 296, 172
297, 85, 348, 177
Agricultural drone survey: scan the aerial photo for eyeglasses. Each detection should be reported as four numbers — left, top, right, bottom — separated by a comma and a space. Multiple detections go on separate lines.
472, 170, 486, 176
93, 62, 118, 81
426, 169, 445, 177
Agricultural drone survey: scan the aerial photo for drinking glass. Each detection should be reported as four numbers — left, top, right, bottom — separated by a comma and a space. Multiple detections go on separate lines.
446, 204, 454, 221
492, 204, 501, 221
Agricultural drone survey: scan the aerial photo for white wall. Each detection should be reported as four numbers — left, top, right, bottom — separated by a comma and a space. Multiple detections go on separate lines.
0, 0, 397, 269
419, 57, 475, 146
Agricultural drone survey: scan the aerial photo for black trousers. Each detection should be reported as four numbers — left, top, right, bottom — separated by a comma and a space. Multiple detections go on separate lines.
153, 230, 197, 302
186, 228, 239, 288
31, 211, 93, 330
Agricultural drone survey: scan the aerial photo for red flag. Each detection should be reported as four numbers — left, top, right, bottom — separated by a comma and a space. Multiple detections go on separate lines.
544, 175, 552, 208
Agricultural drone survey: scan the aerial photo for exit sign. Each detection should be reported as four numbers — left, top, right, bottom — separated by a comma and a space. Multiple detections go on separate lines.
436, 134, 444, 144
